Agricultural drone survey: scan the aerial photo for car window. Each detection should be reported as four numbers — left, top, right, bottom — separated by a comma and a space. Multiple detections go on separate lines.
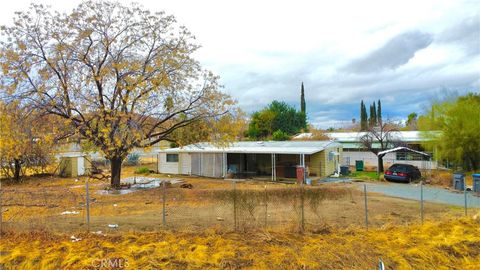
389, 165, 407, 172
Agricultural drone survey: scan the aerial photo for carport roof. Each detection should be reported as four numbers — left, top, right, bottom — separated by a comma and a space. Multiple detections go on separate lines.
159, 141, 342, 155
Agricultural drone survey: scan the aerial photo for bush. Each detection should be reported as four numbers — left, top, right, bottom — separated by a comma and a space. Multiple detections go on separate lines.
125, 153, 140, 165
135, 166, 150, 174
272, 130, 290, 141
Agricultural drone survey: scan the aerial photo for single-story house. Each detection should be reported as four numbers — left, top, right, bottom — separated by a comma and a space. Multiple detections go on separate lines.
294, 131, 437, 170
157, 141, 343, 180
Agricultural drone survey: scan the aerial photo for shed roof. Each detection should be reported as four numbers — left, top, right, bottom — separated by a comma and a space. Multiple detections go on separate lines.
160, 141, 342, 155
55, 152, 87, 158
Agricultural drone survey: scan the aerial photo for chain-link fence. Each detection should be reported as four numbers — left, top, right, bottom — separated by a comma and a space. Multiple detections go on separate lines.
0, 179, 478, 234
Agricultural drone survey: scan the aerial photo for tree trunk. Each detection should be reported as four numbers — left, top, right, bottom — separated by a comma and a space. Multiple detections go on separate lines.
13, 159, 22, 182
110, 157, 123, 188
377, 156, 384, 173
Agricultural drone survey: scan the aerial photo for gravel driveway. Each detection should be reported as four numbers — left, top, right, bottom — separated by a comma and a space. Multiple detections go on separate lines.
357, 181, 480, 207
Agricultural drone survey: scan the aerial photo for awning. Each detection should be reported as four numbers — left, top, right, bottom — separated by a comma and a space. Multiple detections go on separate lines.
377, 147, 430, 159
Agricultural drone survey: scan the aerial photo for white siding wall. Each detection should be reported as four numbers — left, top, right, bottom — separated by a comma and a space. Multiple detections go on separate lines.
342, 151, 437, 169
77, 156, 85, 176
158, 153, 180, 174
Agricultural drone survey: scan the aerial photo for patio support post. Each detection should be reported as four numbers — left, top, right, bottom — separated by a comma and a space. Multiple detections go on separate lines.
223, 152, 227, 178
273, 154, 276, 181
271, 154, 274, 181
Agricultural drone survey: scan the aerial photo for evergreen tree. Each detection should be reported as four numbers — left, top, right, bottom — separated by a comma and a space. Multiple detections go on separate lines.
300, 82, 307, 129
377, 99, 382, 125
369, 104, 376, 127
372, 102, 377, 126
360, 100, 367, 131
300, 82, 306, 115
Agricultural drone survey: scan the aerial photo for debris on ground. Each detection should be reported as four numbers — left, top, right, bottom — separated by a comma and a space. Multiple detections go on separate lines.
61, 211, 79, 215
180, 183, 193, 189
108, 224, 119, 228
216, 217, 224, 221
70, 235, 82, 242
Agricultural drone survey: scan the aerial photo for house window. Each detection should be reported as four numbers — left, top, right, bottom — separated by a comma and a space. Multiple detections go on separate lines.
166, 154, 179, 162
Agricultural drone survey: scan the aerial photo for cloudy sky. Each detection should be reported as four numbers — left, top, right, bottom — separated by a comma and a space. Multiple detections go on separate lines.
1, 0, 479, 128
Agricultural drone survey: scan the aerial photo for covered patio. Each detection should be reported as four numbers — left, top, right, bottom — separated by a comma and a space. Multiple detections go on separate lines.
158, 141, 343, 180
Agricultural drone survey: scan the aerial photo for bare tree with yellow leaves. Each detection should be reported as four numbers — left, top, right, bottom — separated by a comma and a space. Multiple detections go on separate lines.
0, 1, 236, 187
0, 102, 58, 181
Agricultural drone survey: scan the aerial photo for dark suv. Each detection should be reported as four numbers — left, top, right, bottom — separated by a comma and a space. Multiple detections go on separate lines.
384, 164, 421, 183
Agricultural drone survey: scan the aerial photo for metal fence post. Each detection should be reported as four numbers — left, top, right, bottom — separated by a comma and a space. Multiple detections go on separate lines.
162, 180, 167, 226
0, 179, 2, 234
85, 178, 90, 231
300, 183, 305, 232
233, 180, 237, 231
420, 181, 424, 225
464, 184, 467, 216
364, 184, 368, 230
264, 185, 268, 230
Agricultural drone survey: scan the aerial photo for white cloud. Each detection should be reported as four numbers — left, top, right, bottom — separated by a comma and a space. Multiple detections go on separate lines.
0, 0, 478, 128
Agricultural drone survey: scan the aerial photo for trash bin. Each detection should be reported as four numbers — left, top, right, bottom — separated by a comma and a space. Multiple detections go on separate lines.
296, 166, 305, 184
453, 172, 465, 191
340, 165, 349, 176
355, 160, 364, 171
473, 173, 480, 192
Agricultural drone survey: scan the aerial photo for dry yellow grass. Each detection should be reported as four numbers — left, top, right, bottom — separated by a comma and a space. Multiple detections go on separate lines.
1, 217, 479, 269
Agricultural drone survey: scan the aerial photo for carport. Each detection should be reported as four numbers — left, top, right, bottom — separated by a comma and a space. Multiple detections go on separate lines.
377, 147, 432, 175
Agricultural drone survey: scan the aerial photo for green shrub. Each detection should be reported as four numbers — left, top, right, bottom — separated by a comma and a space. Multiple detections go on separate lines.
135, 166, 150, 174
272, 130, 290, 141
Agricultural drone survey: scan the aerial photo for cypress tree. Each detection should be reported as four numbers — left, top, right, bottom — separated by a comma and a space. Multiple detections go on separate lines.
300, 82, 306, 129
377, 99, 382, 125
369, 104, 374, 127
360, 100, 367, 131
300, 82, 306, 115
372, 102, 377, 126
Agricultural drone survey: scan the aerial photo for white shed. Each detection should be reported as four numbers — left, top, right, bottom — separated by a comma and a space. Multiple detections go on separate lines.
57, 152, 89, 177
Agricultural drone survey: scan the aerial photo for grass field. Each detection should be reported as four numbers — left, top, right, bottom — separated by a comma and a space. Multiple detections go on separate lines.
1, 218, 479, 269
